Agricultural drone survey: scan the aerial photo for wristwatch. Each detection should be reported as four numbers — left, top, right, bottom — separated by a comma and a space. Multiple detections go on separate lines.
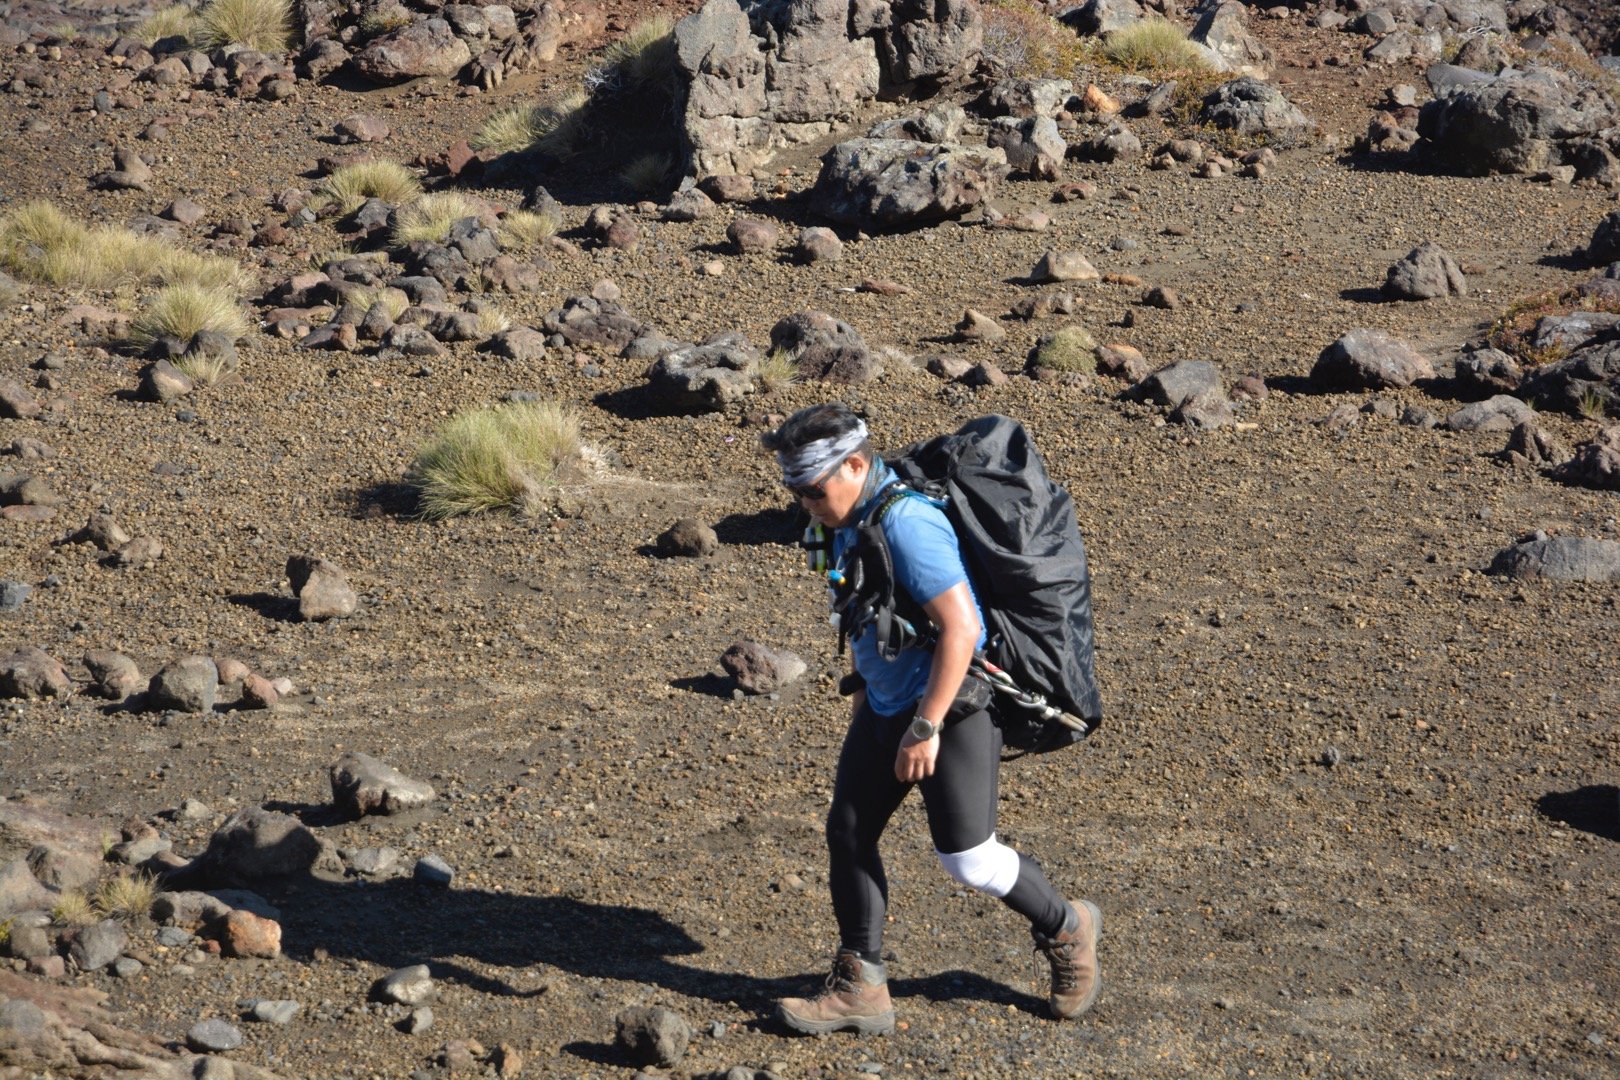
908, 716, 943, 741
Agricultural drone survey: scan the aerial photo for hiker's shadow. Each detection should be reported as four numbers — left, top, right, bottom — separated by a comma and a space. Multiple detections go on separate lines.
270, 877, 1047, 1020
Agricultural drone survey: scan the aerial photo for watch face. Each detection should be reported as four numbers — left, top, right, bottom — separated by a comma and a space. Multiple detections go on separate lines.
910, 718, 937, 739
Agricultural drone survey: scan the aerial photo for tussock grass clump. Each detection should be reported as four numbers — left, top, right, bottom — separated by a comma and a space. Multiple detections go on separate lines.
347, 284, 410, 322
0, 201, 242, 291
413, 401, 584, 519
982, 0, 1095, 80
472, 305, 511, 337
391, 191, 486, 247
52, 889, 97, 927
194, 0, 291, 52
598, 15, 677, 93
757, 348, 800, 393
96, 873, 159, 920
534, 92, 590, 159
137, 4, 198, 45
1032, 324, 1099, 374
620, 153, 674, 198
320, 161, 422, 214
497, 209, 558, 249
473, 105, 553, 155
128, 283, 250, 352
1102, 17, 1210, 74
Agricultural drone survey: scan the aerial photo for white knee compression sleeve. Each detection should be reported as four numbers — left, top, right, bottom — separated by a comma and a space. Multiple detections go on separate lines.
935, 834, 1020, 898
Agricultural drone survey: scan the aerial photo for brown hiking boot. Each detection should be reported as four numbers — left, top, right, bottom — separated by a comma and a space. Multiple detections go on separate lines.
776, 950, 895, 1035
1034, 899, 1102, 1020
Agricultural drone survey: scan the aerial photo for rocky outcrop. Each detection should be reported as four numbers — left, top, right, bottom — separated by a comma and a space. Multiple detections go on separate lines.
1417, 65, 1620, 178
674, 0, 983, 180
810, 139, 1007, 230
1519, 338, 1620, 418
1199, 78, 1313, 142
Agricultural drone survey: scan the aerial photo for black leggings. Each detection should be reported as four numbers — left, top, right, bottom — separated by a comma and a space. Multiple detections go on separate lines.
825, 702, 1070, 957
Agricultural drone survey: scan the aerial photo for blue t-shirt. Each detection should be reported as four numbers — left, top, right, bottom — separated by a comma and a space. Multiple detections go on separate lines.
831, 467, 986, 717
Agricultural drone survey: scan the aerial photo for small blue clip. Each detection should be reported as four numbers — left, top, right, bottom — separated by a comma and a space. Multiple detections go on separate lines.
827, 569, 845, 586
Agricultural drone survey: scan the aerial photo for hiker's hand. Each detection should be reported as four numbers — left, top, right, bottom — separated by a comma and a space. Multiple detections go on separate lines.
895, 731, 938, 782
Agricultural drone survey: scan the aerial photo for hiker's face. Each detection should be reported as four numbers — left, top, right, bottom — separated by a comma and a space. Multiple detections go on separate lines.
798, 453, 868, 529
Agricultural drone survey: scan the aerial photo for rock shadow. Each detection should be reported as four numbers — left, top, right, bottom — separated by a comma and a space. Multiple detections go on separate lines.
351, 481, 421, 521
591, 385, 704, 422
1338, 286, 1390, 304
670, 673, 736, 698
711, 507, 800, 547
1536, 785, 1619, 842
225, 591, 301, 623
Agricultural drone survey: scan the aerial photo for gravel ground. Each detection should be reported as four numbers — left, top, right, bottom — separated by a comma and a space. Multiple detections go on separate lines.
0, 4, 1617, 1079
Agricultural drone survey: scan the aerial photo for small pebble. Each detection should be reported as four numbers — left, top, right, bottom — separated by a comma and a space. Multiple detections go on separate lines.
187, 1019, 244, 1053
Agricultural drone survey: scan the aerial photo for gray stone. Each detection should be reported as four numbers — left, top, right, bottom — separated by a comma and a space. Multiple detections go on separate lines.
1191, 2, 1270, 78
657, 519, 719, 557
155, 925, 194, 947
196, 807, 323, 882
140, 359, 193, 402
352, 19, 472, 82
810, 139, 1007, 230
0, 581, 29, 611
1313, 329, 1436, 390
113, 956, 144, 978
868, 102, 966, 143
1070, 121, 1142, 163
376, 964, 436, 1006
0, 858, 54, 918
616, 1005, 693, 1068
69, 919, 128, 972
1445, 394, 1534, 432
329, 752, 436, 818
1519, 338, 1620, 417
26, 843, 97, 890
1060, 0, 1144, 37
334, 113, 390, 144
1488, 533, 1620, 581
1550, 425, 1620, 490
720, 641, 808, 695
1031, 251, 1099, 284
988, 115, 1065, 179
0, 378, 40, 420
112, 536, 165, 569
250, 999, 300, 1025
405, 1006, 434, 1034
1130, 360, 1225, 408
345, 846, 400, 876
1590, 210, 1620, 263
1171, 388, 1236, 431
83, 650, 143, 700
1418, 65, 1620, 177
187, 1018, 244, 1053
1199, 77, 1313, 142
287, 555, 359, 621
148, 655, 218, 713
5, 923, 51, 960
484, 327, 547, 362
727, 218, 780, 254
1454, 348, 1522, 396
796, 226, 844, 264
0, 647, 71, 700
955, 308, 1005, 343
195, 1056, 235, 1080
981, 78, 1073, 119
1385, 241, 1467, 299
663, 187, 715, 223
0, 999, 47, 1038
542, 295, 647, 350
644, 332, 763, 412
1503, 421, 1572, 467
770, 312, 878, 384
415, 855, 454, 885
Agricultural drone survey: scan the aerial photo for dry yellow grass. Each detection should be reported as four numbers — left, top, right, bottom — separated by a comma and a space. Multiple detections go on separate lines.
1032, 324, 1099, 373
320, 161, 423, 214
128, 283, 251, 353
982, 0, 1095, 80
51, 889, 97, 927
620, 153, 673, 198
1101, 17, 1210, 74
391, 192, 487, 247
194, 0, 291, 51
96, 873, 160, 919
497, 209, 558, 250
0, 201, 244, 292
136, 4, 198, 45
600, 15, 677, 92
413, 402, 584, 519
757, 349, 800, 393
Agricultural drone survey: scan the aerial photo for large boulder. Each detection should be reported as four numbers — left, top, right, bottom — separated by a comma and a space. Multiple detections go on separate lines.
1550, 425, 1620, 490
1589, 210, 1620, 264
673, 0, 982, 179
1199, 77, 1312, 142
194, 807, 324, 883
351, 18, 473, 82
0, 648, 70, 700
643, 332, 762, 412
810, 138, 1007, 230
1313, 329, 1436, 390
770, 312, 878, 383
1416, 65, 1620, 177
1488, 532, 1620, 582
329, 753, 437, 818
543, 296, 647, 349
1518, 339, 1620, 418
1190, 2, 1270, 78
1385, 241, 1467, 300
987, 115, 1065, 179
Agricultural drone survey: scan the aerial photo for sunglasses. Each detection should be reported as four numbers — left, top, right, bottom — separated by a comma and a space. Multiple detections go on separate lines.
787, 481, 829, 501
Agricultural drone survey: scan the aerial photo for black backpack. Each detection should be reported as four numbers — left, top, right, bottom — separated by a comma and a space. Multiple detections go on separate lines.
833, 414, 1104, 754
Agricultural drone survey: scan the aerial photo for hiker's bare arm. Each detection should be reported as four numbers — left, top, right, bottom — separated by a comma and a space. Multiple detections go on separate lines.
895, 582, 980, 782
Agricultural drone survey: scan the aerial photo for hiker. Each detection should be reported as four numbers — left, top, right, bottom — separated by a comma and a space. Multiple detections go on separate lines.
763, 402, 1101, 1035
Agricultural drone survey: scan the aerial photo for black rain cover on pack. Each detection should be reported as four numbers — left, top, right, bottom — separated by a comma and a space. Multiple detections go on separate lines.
888, 414, 1103, 752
